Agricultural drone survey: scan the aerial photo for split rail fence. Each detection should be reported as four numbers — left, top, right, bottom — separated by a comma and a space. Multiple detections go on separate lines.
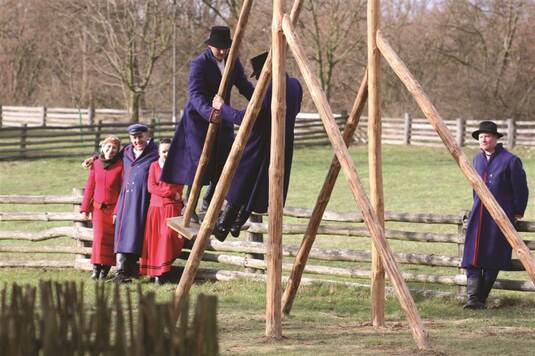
1, 105, 534, 160
1, 191, 534, 295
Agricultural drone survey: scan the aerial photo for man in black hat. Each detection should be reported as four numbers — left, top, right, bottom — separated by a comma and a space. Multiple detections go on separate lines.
161, 26, 255, 215
210, 51, 303, 241
461, 121, 529, 308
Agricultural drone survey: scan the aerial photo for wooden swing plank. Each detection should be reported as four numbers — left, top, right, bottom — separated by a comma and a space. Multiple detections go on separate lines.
167, 216, 199, 240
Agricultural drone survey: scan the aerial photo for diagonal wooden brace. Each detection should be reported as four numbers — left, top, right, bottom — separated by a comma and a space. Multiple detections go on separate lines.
282, 15, 430, 350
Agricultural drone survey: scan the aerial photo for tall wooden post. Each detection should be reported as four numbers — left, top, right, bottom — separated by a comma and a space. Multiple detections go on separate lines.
282, 16, 430, 350
266, 0, 286, 339
281, 70, 368, 315
376, 30, 535, 287
182, 0, 254, 227
367, 0, 385, 328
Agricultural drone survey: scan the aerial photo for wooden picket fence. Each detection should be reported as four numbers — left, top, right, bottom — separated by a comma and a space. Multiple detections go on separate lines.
1, 192, 535, 295
0, 281, 218, 355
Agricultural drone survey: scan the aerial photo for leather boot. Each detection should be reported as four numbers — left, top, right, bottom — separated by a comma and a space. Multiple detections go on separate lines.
213, 203, 240, 242
112, 254, 131, 283
100, 265, 111, 280
127, 255, 139, 279
479, 274, 497, 306
91, 264, 102, 280
230, 207, 251, 238
463, 276, 485, 309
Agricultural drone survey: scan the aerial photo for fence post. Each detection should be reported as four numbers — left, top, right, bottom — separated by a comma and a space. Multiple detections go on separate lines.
0, 105, 3, 128
94, 120, 103, 152
246, 214, 264, 273
507, 118, 515, 148
73, 188, 91, 270
88, 105, 95, 127
20, 123, 27, 158
41, 106, 47, 127
150, 118, 156, 139
456, 118, 465, 147
403, 112, 412, 145
457, 210, 469, 297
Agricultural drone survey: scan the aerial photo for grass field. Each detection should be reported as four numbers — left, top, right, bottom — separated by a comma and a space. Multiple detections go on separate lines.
1, 144, 535, 355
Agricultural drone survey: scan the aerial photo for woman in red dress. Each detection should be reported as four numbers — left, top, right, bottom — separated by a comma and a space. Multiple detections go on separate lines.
140, 138, 185, 283
81, 135, 123, 279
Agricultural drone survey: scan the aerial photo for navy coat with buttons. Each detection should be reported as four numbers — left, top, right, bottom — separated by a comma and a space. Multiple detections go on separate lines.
161, 48, 254, 185
461, 143, 529, 270
114, 140, 159, 255
217, 75, 303, 213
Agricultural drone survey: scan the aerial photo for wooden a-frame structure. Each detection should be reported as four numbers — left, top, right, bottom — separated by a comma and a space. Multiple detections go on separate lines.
168, 0, 535, 350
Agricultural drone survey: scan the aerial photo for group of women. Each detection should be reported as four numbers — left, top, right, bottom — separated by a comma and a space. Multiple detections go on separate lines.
80, 136, 184, 284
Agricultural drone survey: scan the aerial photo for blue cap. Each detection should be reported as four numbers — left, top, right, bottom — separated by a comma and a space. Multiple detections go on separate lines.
127, 123, 149, 135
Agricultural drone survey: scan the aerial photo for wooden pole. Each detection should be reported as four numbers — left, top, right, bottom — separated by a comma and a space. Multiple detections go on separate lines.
281, 70, 368, 315
182, 0, 254, 227
245, 214, 264, 273
403, 113, 411, 145
282, 16, 430, 350
266, 0, 286, 339
173, 0, 305, 324
367, 0, 385, 328
376, 30, 535, 286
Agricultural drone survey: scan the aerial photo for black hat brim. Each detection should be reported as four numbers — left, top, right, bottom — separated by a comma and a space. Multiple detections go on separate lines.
205, 38, 232, 49
472, 130, 504, 140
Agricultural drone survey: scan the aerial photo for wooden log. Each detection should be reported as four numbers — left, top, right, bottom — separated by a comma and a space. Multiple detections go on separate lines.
282, 207, 463, 224
247, 222, 465, 244
172, 0, 305, 324
0, 246, 91, 254
0, 260, 74, 268
282, 70, 368, 315
282, 17, 430, 350
0, 226, 93, 241
367, 0, 385, 327
266, 0, 286, 339
0, 195, 81, 204
182, 0, 254, 226
0, 212, 88, 221
376, 31, 535, 289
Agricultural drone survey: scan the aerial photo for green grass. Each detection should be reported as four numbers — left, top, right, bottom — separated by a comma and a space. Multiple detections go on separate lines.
1, 144, 535, 354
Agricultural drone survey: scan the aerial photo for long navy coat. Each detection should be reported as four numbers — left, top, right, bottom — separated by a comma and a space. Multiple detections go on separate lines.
114, 140, 159, 255
218, 75, 303, 213
161, 49, 254, 185
462, 143, 529, 270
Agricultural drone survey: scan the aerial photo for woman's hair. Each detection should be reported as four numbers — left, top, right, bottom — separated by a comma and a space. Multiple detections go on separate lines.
101, 135, 121, 148
159, 137, 172, 144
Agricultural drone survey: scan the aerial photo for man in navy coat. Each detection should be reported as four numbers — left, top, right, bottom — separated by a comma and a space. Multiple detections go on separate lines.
161, 26, 254, 213
210, 51, 303, 241
113, 123, 159, 283
461, 121, 529, 308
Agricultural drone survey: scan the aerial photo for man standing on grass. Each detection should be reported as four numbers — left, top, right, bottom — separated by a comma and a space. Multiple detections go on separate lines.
161, 26, 254, 215
112, 123, 159, 283
462, 121, 529, 309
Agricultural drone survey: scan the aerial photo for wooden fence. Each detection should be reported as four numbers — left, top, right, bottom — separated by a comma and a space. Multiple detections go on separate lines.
0, 113, 348, 160
1, 192, 534, 295
1, 104, 534, 160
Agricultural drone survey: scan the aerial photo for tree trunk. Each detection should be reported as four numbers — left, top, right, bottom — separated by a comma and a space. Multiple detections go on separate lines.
128, 90, 143, 123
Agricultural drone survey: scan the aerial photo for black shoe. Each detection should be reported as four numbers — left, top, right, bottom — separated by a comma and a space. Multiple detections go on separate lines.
100, 265, 111, 279
463, 276, 485, 309
91, 264, 102, 280
230, 207, 251, 238
213, 202, 240, 242
112, 271, 132, 284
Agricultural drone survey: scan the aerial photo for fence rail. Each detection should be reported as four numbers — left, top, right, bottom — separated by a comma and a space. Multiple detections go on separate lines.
1, 104, 534, 160
1, 192, 534, 295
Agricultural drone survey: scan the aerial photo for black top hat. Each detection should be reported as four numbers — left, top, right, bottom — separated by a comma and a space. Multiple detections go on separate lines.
250, 51, 269, 78
205, 26, 232, 49
127, 123, 149, 135
471, 121, 504, 140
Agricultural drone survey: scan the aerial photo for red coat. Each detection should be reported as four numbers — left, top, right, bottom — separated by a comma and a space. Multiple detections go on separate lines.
140, 161, 184, 276
81, 159, 123, 265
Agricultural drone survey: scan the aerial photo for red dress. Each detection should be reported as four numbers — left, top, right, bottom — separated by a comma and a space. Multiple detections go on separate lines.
139, 161, 184, 276
81, 159, 123, 266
